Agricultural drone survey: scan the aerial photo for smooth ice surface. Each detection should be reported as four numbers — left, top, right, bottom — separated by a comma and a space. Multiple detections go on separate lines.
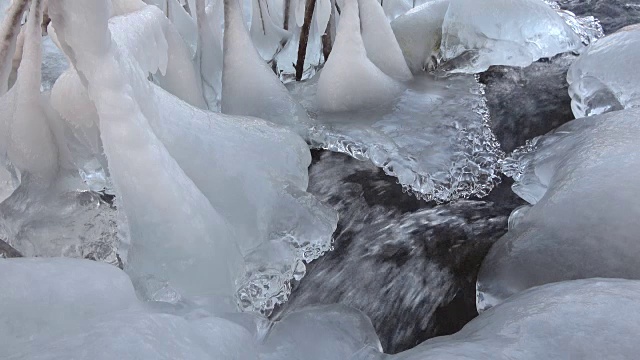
315, 0, 402, 112
568, 24, 640, 118
391, 0, 450, 73
366, 279, 640, 360
439, 0, 582, 73
358, 0, 412, 81
480, 108, 640, 310
290, 73, 503, 202
260, 305, 382, 360
222, 0, 310, 134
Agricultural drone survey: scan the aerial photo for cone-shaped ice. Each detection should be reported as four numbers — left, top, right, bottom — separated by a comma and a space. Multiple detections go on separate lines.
358, 0, 412, 81
221, 0, 309, 133
316, 0, 402, 112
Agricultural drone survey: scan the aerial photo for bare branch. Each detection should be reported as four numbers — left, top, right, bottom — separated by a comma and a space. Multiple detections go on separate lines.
295, 0, 317, 81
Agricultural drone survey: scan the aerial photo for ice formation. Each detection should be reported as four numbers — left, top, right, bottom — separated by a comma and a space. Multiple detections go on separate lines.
479, 108, 640, 310
221, 0, 311, 134
390, 0, 450, 73
363, 279, 640, 359
439, 0, 583, 73
290, 73, 503, 202
568, 24, 640, 118
358, 0, 412, 81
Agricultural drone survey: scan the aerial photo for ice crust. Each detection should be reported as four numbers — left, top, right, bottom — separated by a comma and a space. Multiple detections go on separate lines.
480, 108, 640, 310
568, 24, 640, 118
439, 0, 583, 73
290, 73, 503, 203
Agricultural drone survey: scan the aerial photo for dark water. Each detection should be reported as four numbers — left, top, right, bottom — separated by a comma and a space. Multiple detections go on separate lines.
276, 2, 640, 353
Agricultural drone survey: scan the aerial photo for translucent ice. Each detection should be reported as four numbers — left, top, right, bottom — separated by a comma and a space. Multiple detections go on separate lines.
49, 0, 336, 313
439, 0, 582, 73
315, 0, 403, 112
390, 0, 450, 73
371, 279, 640, 360
358, 0, 412, 81
480, 108, 640, 310
568, 24, 640, 118
290, 73, 503, 202
222, 0, 311, 134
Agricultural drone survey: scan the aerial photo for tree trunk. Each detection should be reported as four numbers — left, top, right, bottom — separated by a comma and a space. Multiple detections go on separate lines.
321, 0, 336, 61
295, 0, 317, 81
283, 0, 291, 30
0, 0, 29, 95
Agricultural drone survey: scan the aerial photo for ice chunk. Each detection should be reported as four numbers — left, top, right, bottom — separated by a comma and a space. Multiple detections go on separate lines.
290, 73, 503, 202
222, 0, 310, 133
315, 0, 403, 112
376, 279, 640, 360
109, 4, 207, 108
260, 305, 382, 360
390, 0, 450, 73
543, 0, 604, 45
480, 108, 640, 310
50, 0, 337, 314
0, 258, 137, 347
358, 0, 412, 81
50, 0, 245, 299
567, 24, 640, 118
439, 0, 582, 73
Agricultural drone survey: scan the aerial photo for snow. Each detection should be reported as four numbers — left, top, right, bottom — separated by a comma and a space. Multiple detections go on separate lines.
480, 108, 640, 310
439, 0, 582, 73
568, 24, 640, 118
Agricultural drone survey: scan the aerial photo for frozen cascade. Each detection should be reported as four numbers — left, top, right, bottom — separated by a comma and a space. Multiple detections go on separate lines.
567, 24, 640, 118
480, 108, 640, 311
439, 0, 584, 73
290, 73, 504, 203
49, 0, 336, 314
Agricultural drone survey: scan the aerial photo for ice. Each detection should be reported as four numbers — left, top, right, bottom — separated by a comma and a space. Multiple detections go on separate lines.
372, 279, 640, 359
249, 0, 290, 62
222, 0, 311, 134
41, 35, 69, 91
543, 0, 604, 44
0, 0, 28, 95
439, 0, 582, 73
109, 3, 207, 108
0, 258, 137, 347
390, 0, 450, 73
567, 24, 640, 118
479, 108, 640, 310
315, 0, 403, 112
49, 0, 336, 313
289, 73, 503, 202
358, 0, 412, 81
260, 305, 382, 360
144, 0, 199, 57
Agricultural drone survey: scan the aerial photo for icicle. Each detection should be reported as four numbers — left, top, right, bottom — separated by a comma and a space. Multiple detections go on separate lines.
249, 0, 290, 62
358, 0, 412, 81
